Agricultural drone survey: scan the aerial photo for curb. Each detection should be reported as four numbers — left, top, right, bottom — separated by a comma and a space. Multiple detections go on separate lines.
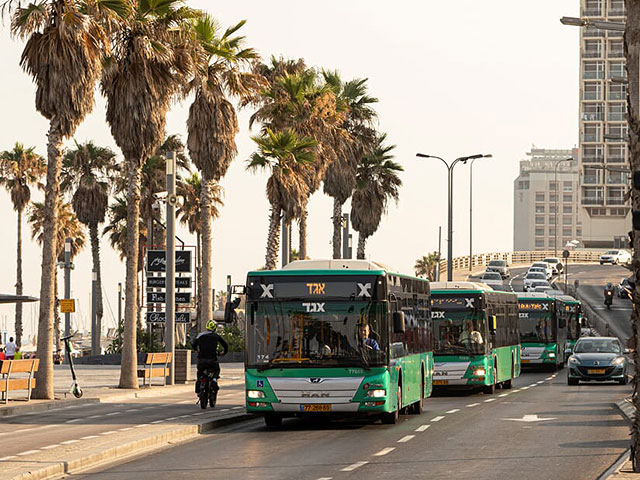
616, 397, 634, 424
600, 398, 635, 480
10, 412, 255, 480
0, 397, 100, 418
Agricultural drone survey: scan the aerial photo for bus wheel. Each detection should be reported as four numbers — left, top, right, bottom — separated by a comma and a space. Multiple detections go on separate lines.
483, 382, 496, 395
410, 379, 424, 415
264, 414, 282, 429
503, 379, 513, 389
382, 386, 401, 424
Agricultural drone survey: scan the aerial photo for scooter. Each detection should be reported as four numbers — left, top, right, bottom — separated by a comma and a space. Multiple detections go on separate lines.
605, 290, 614, 309
61, 334, 83, 398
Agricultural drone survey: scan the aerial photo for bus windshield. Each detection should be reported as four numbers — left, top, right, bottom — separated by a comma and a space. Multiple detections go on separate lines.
246, 301, 388, 369
431, 295, 486, 356
518, 301, 556, 343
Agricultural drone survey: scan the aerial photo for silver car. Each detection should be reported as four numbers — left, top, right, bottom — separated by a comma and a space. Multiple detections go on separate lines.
486, 260, 509, 278
567, 337, 629, 385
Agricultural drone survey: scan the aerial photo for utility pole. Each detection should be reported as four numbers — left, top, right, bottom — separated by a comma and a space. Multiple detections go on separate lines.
91, 270, 99, 355
342, 213, 352, 259
63, 238, 72, 338
165, 151, 177, 385
437, 226, 442, 281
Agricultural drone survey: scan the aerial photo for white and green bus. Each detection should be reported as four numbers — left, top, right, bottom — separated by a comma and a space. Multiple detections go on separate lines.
244, 259, 433, 427
517, 292, 567, 370
431, 282, 520, 393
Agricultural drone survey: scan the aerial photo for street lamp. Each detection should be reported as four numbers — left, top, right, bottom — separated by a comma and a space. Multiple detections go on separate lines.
554, 158, 574, 256
469, 155, 492, 270
560, 16, 625, 31
416, 152, 491, 281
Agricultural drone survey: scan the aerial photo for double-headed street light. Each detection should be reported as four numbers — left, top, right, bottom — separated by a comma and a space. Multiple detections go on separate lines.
553, 158, 575, 256
560, 16, 625, 31
416, 152, 492, 281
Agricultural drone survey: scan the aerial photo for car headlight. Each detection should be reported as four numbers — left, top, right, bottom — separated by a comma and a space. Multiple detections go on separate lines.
366, 389, 386, 398
568, 356, 581, 365
247, 390, 265, 399
613, 357, 626, 365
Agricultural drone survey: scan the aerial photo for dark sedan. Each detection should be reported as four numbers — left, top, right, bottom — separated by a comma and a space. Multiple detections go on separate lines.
567, 337, 629, 385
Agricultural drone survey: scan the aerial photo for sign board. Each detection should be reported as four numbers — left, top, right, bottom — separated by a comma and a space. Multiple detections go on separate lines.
146, 250, 192, 273
147, 292, 191, 304
562, 249, 570, 259
146, 311, 191, 324
59, 299, 75, 313
147, 277, 192, 289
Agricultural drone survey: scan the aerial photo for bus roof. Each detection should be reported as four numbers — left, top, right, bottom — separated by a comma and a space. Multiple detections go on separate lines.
430, 281, 493, 293
555, 295, 580, 304
516, 292, 553, 300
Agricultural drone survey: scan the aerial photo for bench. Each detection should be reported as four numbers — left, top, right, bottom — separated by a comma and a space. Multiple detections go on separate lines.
137, 353, 172, 387
0, 359, 39, 403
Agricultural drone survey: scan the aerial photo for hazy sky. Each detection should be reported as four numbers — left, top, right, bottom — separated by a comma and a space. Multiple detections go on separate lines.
0, 1, 580, 340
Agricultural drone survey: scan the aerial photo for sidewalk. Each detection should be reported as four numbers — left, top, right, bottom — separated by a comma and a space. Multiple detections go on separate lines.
606, 398, 638, 479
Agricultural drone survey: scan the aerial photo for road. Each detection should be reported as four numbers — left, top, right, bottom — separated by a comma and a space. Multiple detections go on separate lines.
72, 264, 633, 480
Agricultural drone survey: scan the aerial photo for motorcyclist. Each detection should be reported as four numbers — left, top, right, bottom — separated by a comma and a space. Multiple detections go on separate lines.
604, 282, 614, 306
191, 320, 229, 394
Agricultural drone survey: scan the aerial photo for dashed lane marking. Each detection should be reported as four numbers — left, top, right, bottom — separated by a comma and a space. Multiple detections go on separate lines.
513, 389, 521, 392
537, 381, 544, 384
398, 435, 415, 443
17, 450, 40, 456
101, 430, 118, 435
41, 445, 59, 450
87, 415, 102, 419
105, 412, 121, 416
431, 416, 445, 422
231, 406, 243, 410
150, 420, 165, 424
65, 418, 82, 423
467, 403, 480, 407
0, 456, 17, 461
119, 427, 134, 431
484, 398, 496, 403
81, 435, 99, 440
61, 440, 79, 445
529, 383, 538, 387
545, 377, 553, 380
446, 409, 460, 414
134, 424, 150, 428
125, 408, 140, 412
499, 393, 509, 397
415, 425, 430, 432
316, 478, 333, 480
374, 447, 396, 456
341, 461, 369, 472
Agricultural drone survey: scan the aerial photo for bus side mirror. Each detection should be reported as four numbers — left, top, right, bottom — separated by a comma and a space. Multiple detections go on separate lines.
393, 311, 406, 334
490, 315, 497, 333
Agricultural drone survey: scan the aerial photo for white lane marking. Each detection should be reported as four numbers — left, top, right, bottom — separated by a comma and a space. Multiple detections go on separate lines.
165, 417, 179, 421
177, 400, 192, 404
0, 456, 17, 461
467, 403, 480, 407
484, 398, 496, 403
119, 427, 134, 431
529, 383, 538, 387
17, 449, 40, 456
231, 406, 243, 410
61, 440, 79, 445
13, 424, 56, 434
537, 381, 544, 384
398, 435, 415, 443
150, 420, 165, 424
415, 424, 430, 432
513, 389, 521, 392
105, 412, 121, 416
87, 415, 102, 419
219, 409, 230, 412
521, 386, 530, 390
315, 478, 333, 480
374, 447, 396, 456
101, 430, 117, 435
134, 424, 150, 428
446, 409, 460, 414
41, 445, 60, 450
499, 393, 510, 397
81, 435, 99, 440
431, 416, 445, 422
545, 377, 553, 380
125, 408, 140, 412
176, 415, 190, 419
341, 461, 369, 472
140, 407, 155, 410
65, 418, 82, 423
193, 412, 205, 416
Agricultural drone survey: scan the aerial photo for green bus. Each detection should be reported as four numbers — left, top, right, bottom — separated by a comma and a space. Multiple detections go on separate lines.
517, 292, 567, 370
555, 295, 583, 359
430, 282, 520, 393
244, 259, 433, 427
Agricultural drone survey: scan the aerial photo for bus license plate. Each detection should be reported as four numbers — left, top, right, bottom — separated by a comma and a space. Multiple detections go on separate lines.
301, 404, 331, 412
433, 380, 449, 386
521, 359, 531, 364
588, 369, 605, 374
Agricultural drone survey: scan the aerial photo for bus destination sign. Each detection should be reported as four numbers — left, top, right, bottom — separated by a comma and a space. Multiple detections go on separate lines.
518, 301, 550, 312
431, 296, 476, 310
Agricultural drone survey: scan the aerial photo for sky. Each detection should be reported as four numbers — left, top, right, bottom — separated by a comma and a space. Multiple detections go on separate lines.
0, 0, 581, 340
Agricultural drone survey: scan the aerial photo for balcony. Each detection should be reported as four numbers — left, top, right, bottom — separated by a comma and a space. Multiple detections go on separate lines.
584, 27, 606, 38
607, 156, 625, 163
609, 91, 625, 100
583, 176, 600, 184
608, 7, 625, 16
608, 112, 625, 121
584, 71, 604, 79
583, 133, 601, 142
608, 29, 623, 38
582, 112, 604, 120
582, 197, 605, 205
583, 50, 602, 58
583, 91, 601, 100
584, 9, 602, 16
607, 197, 626, 205
609, 49, 624, 58
583, 155, 605, 163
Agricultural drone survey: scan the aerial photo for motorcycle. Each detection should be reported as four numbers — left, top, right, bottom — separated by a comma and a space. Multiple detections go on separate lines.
197, 367, 219, 409
61, 334, 83, 398
605, 289, 614, 309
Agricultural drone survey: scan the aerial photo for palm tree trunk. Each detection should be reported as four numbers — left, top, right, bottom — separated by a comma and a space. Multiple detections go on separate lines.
357, 233, 367, 260
89, 224, 103, 352
196, 232, 202, 328
266, 206, 281, 270
625, 2, 640, 469
34, 120, 63, 399
15, 208, 23, 347
299, 207, 308, 260
332, 198, 342, 259
54, 269, 60, 353
200, 175, 214, 332
119, 157, 142, 389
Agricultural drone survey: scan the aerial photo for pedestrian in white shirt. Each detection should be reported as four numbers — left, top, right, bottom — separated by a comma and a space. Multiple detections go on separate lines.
5, 337, 16, 360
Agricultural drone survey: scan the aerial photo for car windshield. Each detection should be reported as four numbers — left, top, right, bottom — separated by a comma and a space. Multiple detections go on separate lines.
431, 295, 485, 356
532, 263, 547, 269
518, 301, 556, 343
605, 250, 619, 255
529, 268, 544, 273
574, 339, 621, 354
526, 273, 546, 279
482, 273, 501, 280
488, 260, 505, 267
543, 258, 558, 264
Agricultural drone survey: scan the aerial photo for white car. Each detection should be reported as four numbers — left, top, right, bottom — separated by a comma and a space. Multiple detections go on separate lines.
533, 285, 553, 293
523, 272, 547, 291
542, 257, 563, 274
600, 250, 632, 265
531, 262, 554, 279
480, 271, 504, 287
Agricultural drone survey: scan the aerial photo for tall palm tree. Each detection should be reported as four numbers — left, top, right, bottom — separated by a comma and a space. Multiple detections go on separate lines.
6, 0, 123, 399
187, 15, 263, 329
415, 253, 440, 281
322, 72, 378, 258
247, 128, 316, 269
0, 143, 45, 346
28, 200, 85, 352
101, 0, 196, 389
351, 134, 403, 259
61, 141, 116, 353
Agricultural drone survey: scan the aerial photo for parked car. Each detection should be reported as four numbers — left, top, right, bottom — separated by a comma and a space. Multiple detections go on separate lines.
480, 271, 504, 287
542, 257, 564, 274
567, 336, 629, 385
486, 260, 510, 278
599, 250, 632, 265
531, 262, 554, 279
618, 278, 632, 299
523, 272, 548, 291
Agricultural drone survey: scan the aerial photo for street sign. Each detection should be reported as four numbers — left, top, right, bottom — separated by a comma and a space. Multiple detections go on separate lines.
147, 277, 192, 289
146, 311, 191, 324
59, 299, 75, 313
147, 292, 191, 304
146, 250, 192, 273
562, 249, 570, 259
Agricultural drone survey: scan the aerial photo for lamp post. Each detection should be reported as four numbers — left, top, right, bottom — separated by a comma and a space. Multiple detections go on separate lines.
416, 153, 491, 281
554, 157, 574, 256
469, 155, 492, 271
165, 151, 177, 385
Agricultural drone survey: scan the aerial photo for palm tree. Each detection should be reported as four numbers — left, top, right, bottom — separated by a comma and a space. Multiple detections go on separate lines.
187, 15, 263, 329
28, 200, 85, 352
322, 72, 378, 258
6, 0, 123, 399
101, 1, 196, 389
61, 141, 116, 354
0, 143, 45, 346
415, 253, 440, 281
351, 134, 403, 259
247, 128, 317, 269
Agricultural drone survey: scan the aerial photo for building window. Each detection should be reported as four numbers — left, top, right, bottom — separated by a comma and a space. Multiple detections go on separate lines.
548, 238, 556, 247
609, 83, 626, 101
606, 123, 628, 142
563, 194, 573, 202
583, 81, 602, 99
549, 205, 557, 214
583, 123, 601, 142
608, 102, 625, 122
609, 0, 625, 16
535, 227, 545, 236
535, 204, 545, 213
535, 216, 545, 225
608, 144, 625, 163
549, 227, 556, 236
582, 102, 604, 120
577, 227, 583, 236
550, 194, 558, 202
535, 239, 545, 248
584, 0, 602, 16
583, 166, 603, 185
563, 227, 572, 236
588, 207, 608, 216
583, 186, 604, 205
607, 170, 628, 185
610, 208, 626, 216
607, 186, 625, 205
609, 40, 624, 58
563, 205, 573, 214
563, 181, 573, 192
563, 216, 572, 225
535, 193, 545, 202
584, 61, 605, 79
549, 181, 558, 191
583, 145, 604, 163
583, 40, 602, 58
517, 180, 529, 190
549, 216, 556, 225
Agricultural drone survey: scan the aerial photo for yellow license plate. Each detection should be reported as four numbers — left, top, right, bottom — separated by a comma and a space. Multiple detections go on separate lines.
301, 404, 331, 412
588, 369, 606, 374
433, 380, 449, 386
522, 359, 531, 364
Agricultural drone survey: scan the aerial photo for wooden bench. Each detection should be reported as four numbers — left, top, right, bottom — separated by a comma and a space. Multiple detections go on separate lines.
137, 353, 172, 387
0, 359, 39, 403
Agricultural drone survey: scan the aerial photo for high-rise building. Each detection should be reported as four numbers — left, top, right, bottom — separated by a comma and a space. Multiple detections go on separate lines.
578, 0, 630, 248
514, 147, 579, 252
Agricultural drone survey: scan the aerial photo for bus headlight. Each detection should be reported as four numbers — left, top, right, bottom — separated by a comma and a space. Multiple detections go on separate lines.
366, 389, 386, 398
546, 352, 556, 358
473, 368, 486, 377
247, 390, 265, 399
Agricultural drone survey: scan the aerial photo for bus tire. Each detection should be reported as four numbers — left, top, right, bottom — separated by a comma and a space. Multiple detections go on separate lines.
264, 414, 282, 428
484, 363, 496, 394
382, 386, 401, 424
410, 377, 424, 415
503, 379, 513, 389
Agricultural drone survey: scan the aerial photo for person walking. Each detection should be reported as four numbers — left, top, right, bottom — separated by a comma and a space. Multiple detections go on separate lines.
5, 337, 16, 360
